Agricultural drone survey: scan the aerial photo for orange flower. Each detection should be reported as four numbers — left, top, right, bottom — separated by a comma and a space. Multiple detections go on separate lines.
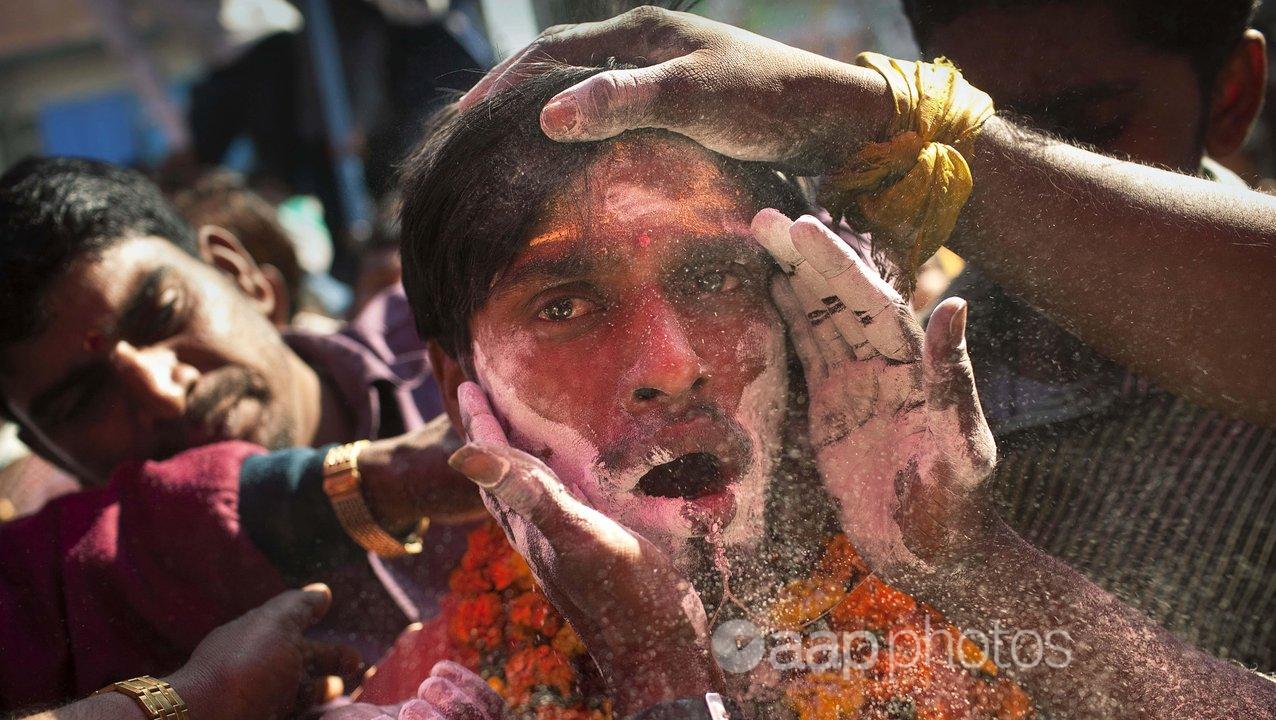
771, 576, 849, 629
449, 566, 491, 594
506, 645, 577, 704
489, 550, 534, 592
532, 704, 599, 720
449, 593, 503, 651
830, 576, 918, 633
816, 534, 869, 582
508, 591, 564, 643
551, 624, 587, 658
784, 671, 865, 720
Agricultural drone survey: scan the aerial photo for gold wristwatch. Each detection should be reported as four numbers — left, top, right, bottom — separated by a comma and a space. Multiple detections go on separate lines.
323, 440, 429, 558
93, 675, 190, 720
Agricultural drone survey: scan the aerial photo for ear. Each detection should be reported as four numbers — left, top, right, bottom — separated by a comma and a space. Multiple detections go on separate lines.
1205, 29, 1267, 158
197, 225, 279, 320
259, 264, 292, 326
428, 339, 470, 440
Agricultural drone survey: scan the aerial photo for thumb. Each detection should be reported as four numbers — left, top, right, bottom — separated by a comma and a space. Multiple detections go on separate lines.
541, 62, 690, 141
922, 298, 995, 489
262, 583, 334, 630
448, 442, 580, 538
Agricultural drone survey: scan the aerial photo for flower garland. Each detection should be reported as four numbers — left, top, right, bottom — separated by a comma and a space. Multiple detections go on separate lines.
440, 521, 1034, 720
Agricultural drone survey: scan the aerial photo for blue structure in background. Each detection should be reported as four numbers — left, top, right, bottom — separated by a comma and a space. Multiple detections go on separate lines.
36, 84, 259, 170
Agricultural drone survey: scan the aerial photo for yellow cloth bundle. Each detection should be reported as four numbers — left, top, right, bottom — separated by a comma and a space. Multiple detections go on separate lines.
819, 52, 994, 291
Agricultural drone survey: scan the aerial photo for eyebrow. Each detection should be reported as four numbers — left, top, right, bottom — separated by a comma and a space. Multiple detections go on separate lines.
27, 267, 170, 423
673, 231, 771, 269
493, 247, 597, 294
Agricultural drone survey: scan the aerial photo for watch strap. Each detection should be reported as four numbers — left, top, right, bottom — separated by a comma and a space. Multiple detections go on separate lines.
323, 440, 429, 558
93, 675, 190, 720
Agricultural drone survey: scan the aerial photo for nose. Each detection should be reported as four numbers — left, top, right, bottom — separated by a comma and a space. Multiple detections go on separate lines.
622, 301, 709, 412
110, 340, 197, 421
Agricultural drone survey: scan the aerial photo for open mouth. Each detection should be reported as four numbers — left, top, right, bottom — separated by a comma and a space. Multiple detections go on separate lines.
635, 452, 734, 500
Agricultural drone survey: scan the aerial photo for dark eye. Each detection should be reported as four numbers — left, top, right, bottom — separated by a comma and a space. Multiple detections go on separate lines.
537, 297, 596, 322
131, 286, 185, 345
695, 270, 740, 294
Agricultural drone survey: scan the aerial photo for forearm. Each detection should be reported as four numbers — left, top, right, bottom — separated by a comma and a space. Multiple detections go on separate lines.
912, 518, 1276, 718
19, 694, 144, 720
18, 669, 209, 720
952, 116, 1276, 426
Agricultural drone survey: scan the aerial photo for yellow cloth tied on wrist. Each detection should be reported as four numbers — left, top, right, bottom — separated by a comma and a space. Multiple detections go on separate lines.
820, 52, 994, 291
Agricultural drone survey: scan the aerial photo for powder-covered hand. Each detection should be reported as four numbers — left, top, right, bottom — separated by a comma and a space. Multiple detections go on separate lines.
447, 381, 725, 718
458, 5, 893, 175
752, 209, 997, 589
320, 661, 505, 720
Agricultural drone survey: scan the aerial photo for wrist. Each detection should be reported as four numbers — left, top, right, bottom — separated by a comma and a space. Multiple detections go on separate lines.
810, 62, 896, 173
164, 666, 222, 720
355, 437, 418, 535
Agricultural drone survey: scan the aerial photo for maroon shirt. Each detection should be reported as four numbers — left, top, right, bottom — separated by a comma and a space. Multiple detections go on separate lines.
0, 285, 463, 709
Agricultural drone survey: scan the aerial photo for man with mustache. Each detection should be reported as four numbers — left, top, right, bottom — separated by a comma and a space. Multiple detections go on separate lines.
465, 1, 1276, 673
0, 157, 484, 710
349, 56, 1275, 718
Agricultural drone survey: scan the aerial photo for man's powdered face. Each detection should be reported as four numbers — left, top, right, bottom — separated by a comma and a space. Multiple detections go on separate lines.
0, 236, 299, 480
467, 136, 789, 551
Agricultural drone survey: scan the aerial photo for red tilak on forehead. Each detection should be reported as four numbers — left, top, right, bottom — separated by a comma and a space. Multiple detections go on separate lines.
637, 231, 652, 249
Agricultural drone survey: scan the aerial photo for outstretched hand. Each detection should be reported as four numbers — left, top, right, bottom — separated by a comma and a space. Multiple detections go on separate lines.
459, 5, 892, 174
752, 209, 997, 587
173, 585, 362, 720
447, 382, 724, 717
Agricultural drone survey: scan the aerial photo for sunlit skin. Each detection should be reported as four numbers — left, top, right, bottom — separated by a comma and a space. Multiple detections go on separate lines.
462, 136, 791, 554
924, 3, 1206, 170
0, 236, 325, 482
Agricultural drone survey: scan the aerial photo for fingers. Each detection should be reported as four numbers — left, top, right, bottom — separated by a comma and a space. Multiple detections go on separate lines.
261, 583, 333, 630
769, 276, 828, 378
398, 699, 448, 720
922, 298, 995, 489
428, 662, 507, 720
541, 62, 688, 141
789, 216, 922, 362
457, 381, 509, 445
304, 640, 363, 683
448, 442, 574, 537
300, 674, 344, 709
460, 6, 698, 111
752, 210, 871, 361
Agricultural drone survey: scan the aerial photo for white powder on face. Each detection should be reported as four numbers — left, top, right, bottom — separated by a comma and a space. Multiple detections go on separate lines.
717, 320, 788, 548
471, 314, 789, 554
472, 339, 608, 507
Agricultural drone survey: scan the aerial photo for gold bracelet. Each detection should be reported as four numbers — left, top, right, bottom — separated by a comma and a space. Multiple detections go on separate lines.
323, 440, 429, 558
93, 675, 190, 720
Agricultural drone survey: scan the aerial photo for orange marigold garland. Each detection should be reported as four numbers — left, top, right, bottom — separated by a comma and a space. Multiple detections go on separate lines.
440, 522, 1036, 720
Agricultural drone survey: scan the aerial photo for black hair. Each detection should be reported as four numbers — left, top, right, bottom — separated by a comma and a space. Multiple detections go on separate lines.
0, 157, 198, 347
399, 64, 811, 358
903, 0, 1260, 89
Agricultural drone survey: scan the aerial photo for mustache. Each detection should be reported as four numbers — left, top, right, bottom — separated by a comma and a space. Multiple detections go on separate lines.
153, 367, 275, 458
595, 401, 751, 473
185, 367, 273, 422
